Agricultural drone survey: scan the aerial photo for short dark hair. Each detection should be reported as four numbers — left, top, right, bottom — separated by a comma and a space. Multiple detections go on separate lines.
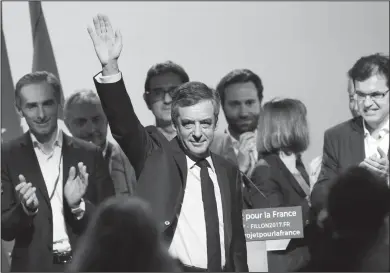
348, 53, 389, 88
216, 69, 264, 105
15, 71, 62, 109
328, 166, 390, 235
171, 81, 220, 127
257, 98, 309, 155
144, 61, 190, 92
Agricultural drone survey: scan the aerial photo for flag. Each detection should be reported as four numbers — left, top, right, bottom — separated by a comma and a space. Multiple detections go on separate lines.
1, 29, 18, 267
1, 29, 23, 143
29, 1, 64, 118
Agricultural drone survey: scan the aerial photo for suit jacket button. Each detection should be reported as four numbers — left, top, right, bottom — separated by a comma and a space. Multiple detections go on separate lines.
164, 221, 170, 226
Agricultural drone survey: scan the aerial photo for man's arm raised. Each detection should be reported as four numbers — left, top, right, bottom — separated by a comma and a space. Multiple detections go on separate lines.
87, 14, 157, 178
87, 14, 122, 76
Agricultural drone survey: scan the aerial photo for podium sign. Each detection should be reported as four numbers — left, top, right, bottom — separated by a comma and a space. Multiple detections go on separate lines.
243, 206, 304, 242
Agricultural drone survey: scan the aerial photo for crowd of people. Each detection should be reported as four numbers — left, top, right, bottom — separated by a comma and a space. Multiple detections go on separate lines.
1, 14, 389, 272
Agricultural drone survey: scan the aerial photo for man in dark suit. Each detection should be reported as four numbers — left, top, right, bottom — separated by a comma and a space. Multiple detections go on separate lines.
88, 14, 248, 272
1, 71, 115, 272
311, 53, 389, 217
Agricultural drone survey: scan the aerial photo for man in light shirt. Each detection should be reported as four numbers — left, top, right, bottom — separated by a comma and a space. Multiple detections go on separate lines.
210, 69, 263, 179
1, 71, 115, 271
88, 14, 248, 272
311, 53, 389, 217
64, 89, 137, 196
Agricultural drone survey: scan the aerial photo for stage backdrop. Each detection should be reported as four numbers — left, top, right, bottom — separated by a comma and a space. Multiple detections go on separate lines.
1, 2, 389, 272
2, 2, 389, 167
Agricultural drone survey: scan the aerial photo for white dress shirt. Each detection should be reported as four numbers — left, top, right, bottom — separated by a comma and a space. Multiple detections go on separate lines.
309, 155, 323, 191
27, 128, 85, 252
101, 140, 109, 157
95, 72, 226, 268
363, 118, 389, 185
363, 118, 389, 159
169, 156, 225, 268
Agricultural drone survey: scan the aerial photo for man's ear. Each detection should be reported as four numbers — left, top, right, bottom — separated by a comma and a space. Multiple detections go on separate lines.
143, 93, 151, 110
172, 122, 177, 133
214, 117, 219, 132
15, 105, 23, 118
63, 118, 70, 130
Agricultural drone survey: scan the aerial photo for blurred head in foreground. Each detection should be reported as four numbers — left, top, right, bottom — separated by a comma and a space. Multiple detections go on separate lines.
68, 196, 179, 272
322, 166, 390, 271
327, 166, 389, 237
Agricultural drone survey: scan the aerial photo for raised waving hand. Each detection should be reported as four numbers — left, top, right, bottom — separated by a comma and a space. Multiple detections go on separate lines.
87, 14, 122, 69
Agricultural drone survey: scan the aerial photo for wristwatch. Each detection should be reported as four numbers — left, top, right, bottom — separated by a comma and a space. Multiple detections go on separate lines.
70, 198, 85, 215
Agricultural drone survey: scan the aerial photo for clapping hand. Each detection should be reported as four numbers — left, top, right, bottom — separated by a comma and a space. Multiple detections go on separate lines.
237, 132, 257, 174
64, 162, 89, 208
359, 147, 389, 181
15, 175, 39, 212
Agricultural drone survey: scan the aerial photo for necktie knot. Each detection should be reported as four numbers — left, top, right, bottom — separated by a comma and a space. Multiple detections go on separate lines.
196, 159, 210, 169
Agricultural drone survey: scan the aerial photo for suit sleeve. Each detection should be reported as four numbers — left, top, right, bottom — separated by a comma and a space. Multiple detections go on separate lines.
232, 171, 249, 272
120, 149, 137, 195
92, 147, 115, 203
94, 74, 158, 179
250, 164, 283, 208
1, 147, 35, 241
310, 130, 338, 214
67, 199, 95, 235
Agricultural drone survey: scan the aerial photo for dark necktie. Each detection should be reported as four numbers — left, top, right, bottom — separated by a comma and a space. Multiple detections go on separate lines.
104, 142, 113, 167
196, 159, 222, 272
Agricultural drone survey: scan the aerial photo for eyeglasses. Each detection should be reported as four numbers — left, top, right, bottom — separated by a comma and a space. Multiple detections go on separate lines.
355, 90, 389, 102
145, 86, 178, 101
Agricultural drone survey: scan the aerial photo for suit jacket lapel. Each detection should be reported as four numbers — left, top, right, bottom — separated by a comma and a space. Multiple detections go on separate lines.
104, 142, 114, 173
169, 137, 188, 185
351, 116, 366, 162
19, 133, 51, 207
223, 134, 238, 165
210, 153, 233, 264
61, 134, 74, 189
274, 155, 308, 198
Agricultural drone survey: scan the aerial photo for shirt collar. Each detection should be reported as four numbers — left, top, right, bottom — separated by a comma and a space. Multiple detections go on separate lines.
186, 155, 215, 173
363, 117, 390, 138
30, 126, 63, 150
102, 140, 109, 157
226, 129, 240, 150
